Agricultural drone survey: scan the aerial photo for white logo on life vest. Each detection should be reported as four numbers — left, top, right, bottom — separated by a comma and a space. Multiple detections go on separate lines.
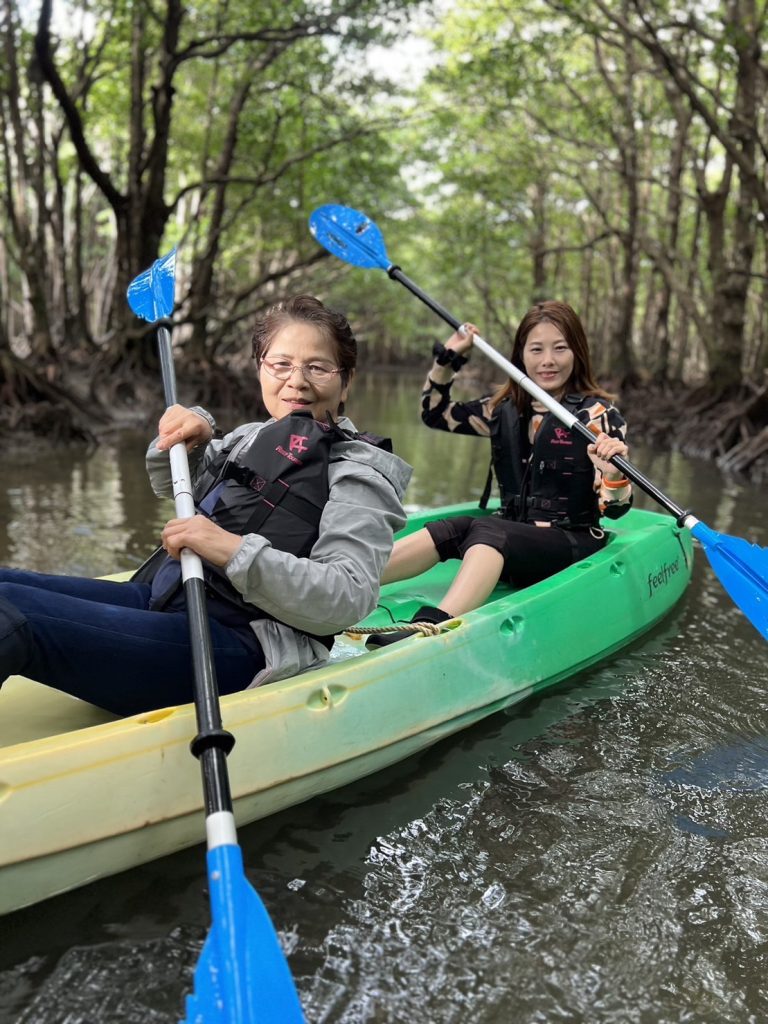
551, 427, 573, 445
647, 558, 680, 597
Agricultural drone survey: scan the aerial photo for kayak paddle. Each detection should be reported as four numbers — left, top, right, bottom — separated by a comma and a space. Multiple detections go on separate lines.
309, 203, 768, 644
127, 250, 305, 1024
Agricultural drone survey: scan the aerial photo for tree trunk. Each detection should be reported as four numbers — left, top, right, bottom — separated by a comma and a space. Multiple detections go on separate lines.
648, 93, 692, 382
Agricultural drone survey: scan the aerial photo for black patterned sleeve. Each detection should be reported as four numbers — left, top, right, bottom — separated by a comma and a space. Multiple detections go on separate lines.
420, 374, 494, 437
581, 400, 633, 520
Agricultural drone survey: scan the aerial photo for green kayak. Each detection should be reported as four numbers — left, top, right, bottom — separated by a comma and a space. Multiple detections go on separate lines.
0, 503, 693, 916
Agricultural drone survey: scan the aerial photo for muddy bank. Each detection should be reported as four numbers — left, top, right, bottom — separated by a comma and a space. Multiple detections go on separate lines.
618, 380, 768, 482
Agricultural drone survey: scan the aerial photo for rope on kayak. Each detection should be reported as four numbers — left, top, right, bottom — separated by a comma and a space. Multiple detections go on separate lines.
343, 620, 447, 640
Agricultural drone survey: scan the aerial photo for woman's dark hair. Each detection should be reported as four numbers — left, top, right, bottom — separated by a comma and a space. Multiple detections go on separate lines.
251, 295, 358, 388
490, 300, 613, 413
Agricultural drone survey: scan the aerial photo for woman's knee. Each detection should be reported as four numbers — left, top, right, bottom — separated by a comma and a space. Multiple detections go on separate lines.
461, 517, 513, 560
425, 516, 476, 562
0, 580, 25, 606
0, 579, 42, 614
0, 568, 30, 587
0, 570, 55, 604
0, 595, 33, 678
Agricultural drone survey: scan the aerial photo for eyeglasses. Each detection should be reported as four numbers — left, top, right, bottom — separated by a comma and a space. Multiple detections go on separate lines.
260, 358, 343, 386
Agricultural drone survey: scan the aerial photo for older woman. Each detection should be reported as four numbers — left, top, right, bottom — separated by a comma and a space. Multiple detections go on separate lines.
0, 295, 411, 711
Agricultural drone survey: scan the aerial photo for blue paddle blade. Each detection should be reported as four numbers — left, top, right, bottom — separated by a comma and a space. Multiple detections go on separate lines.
182, 844, 304, 1024
691, 521, 768, 640
126, 248, 177, 323
309, 204, 391, 270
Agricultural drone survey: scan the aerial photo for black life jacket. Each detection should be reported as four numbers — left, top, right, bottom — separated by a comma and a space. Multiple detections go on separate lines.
133, 411, 392, 643
480, 395, 600, 529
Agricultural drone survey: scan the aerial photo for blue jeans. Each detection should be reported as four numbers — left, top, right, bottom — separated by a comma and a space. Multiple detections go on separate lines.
0, 568, 265, 715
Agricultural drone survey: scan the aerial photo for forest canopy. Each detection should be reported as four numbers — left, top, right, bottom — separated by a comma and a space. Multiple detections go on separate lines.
2, 0, 767, 471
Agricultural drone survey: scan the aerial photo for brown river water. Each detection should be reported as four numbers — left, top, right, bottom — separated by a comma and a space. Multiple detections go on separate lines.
2, 370, 768, 1023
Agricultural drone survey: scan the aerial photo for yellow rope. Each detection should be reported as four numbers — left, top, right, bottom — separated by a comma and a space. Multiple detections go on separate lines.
344, 620, 448, 640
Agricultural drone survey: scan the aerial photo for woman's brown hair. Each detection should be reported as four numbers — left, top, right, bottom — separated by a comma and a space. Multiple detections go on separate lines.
251, 295, 357, 386
251, 295, 357, 413
489, 300, 613, 413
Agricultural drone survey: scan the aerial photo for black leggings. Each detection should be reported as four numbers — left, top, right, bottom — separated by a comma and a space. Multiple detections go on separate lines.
424, 515, 606, 589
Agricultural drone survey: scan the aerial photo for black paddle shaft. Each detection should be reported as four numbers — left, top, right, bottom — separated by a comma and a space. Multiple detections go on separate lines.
184, 576, 236, 815
157, 326, 235, 817
386, 266, 690, 525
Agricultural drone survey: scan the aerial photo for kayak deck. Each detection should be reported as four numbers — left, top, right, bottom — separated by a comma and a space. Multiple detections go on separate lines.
0, 504, 694, 914
0, 554, 505, 751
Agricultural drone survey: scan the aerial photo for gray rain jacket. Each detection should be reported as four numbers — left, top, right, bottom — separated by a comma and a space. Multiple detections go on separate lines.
146, 412, 412, 687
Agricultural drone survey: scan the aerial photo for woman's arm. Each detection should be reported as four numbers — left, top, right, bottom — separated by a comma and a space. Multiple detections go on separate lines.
421, 375, 495, 436
421, 325, 495, 437
145, 407, 255, 498
583, 401, 633, 519
145, 405, 219, 496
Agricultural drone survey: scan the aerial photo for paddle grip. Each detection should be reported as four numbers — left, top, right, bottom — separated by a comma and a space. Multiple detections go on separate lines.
569, 419, 688, 519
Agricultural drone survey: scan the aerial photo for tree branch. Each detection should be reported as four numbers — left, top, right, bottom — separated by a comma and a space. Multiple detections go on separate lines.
34, 0, 125, 213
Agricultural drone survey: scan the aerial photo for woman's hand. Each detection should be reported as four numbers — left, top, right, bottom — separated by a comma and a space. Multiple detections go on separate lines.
587, 432, 629, 479
445, 322, 479, 356
162, 515, 242, 567
156, 405, 213, 452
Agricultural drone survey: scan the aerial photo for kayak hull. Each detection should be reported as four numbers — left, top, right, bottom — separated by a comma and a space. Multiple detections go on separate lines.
0, 504, 693, 915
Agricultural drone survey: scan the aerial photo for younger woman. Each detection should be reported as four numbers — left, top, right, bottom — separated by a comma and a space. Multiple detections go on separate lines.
368, 300, 631, 647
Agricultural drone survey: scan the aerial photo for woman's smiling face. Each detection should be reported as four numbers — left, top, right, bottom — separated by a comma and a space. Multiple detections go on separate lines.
522, 321, 575, 398
259, 320, 350, 422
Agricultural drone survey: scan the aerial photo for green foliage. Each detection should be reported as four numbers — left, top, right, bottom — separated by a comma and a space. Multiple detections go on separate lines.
2, 0, 767, 403
384, 0, 768, 386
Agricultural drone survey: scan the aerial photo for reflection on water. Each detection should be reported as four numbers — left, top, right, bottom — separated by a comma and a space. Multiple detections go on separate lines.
3, 372, 768, 1023
3, 371, 766, 573
1, 434, 173, 576
0, 371, 496, 573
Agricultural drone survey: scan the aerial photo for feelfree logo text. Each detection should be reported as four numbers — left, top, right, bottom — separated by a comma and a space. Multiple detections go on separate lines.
647, 558, 680, 597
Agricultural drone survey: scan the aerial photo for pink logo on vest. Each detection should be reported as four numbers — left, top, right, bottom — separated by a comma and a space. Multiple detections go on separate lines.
552, 427, 573, 446
289, 434, 309, 454
275, 436, 307, 464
